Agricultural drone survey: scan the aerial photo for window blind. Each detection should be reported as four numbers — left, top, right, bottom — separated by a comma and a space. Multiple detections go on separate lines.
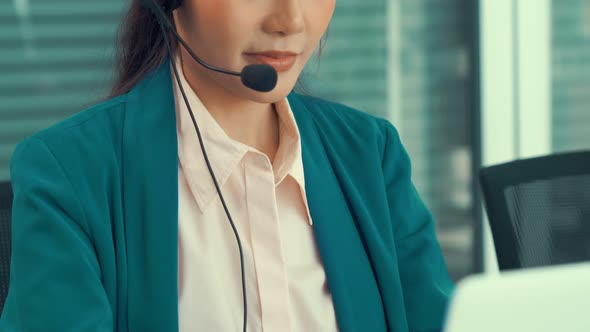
303, 0, 388, 118
0, 0, 125, 179
306, 0, 477, 280
552, 0, 590, 152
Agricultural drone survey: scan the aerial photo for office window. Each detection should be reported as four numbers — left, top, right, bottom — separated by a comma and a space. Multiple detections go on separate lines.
398, 0, 477, 281
306, 0, 479, 281
0, 0, 125, 179
552, 0, 590, 152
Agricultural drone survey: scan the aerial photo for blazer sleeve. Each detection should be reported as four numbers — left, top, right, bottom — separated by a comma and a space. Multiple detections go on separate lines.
381, 120, 455, 332
0, 137, 112, 331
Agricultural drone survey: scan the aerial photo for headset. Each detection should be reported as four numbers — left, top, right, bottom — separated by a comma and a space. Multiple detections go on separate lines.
138, 0, 279, 331
141, 0, 277, 92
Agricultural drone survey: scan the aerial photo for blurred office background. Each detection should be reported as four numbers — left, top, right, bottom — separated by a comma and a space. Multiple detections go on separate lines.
1, 0, 589, 281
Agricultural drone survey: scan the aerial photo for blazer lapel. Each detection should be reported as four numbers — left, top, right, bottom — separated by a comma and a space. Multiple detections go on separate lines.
122, 59, 179, 331
117, 62, 389, 332
288, 94, 388, 332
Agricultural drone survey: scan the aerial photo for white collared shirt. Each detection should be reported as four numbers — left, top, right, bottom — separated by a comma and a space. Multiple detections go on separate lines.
173, 54, 339, 332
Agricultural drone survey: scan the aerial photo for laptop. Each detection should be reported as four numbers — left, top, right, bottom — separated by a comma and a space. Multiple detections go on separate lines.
444, 262, 590, 332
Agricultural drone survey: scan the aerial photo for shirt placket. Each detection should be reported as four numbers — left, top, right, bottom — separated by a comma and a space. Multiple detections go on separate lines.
244, 152, 293, 332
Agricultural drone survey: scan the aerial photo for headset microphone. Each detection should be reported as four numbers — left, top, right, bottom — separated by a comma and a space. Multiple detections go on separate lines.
139, 0, 253, 331
140, 0, 278, 92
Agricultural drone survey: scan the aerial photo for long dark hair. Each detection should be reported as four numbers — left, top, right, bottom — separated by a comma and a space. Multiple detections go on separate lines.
110, 0, 174, 98
110, 0, 326, 99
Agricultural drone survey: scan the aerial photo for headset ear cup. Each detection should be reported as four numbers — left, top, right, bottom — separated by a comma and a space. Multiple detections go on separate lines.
167, 0, 182, 10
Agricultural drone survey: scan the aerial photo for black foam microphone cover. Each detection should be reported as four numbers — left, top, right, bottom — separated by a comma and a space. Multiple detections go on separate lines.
240, 64, 278, 93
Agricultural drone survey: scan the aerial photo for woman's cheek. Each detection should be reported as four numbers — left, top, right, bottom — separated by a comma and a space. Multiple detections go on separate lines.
191, 0, 232, 28
308, 0, 336, 31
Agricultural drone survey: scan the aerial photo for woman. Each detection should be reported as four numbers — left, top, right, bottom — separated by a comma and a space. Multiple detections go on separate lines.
0, 0, 454, 331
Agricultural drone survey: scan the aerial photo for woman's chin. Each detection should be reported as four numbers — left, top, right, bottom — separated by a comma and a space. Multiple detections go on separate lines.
241, 80, 297, 103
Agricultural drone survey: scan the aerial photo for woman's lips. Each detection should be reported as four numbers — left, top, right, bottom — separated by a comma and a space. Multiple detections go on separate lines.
243, 51, 298, 72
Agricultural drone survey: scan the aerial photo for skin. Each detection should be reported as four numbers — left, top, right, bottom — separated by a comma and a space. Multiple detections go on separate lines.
172, 0, 335, 162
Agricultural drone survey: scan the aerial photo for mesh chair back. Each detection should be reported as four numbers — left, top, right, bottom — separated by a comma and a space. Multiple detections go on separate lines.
480, 151, 590, 270
0, 182, 12, 314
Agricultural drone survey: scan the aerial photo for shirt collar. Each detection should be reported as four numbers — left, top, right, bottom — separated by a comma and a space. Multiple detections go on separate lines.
172, 53, 312, 225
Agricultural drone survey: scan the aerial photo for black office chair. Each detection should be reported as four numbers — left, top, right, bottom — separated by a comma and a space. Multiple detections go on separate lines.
0, 181, 12, 314
480, 151, 590, 270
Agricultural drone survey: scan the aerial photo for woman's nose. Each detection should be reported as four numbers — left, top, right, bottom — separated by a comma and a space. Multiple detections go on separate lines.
262, 0, 305, 36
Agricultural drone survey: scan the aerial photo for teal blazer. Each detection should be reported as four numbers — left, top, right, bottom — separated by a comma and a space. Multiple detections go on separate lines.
0, 59, 454, 332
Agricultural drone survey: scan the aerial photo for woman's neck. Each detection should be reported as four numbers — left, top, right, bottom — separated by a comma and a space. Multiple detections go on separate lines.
180, 52, 280, 162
